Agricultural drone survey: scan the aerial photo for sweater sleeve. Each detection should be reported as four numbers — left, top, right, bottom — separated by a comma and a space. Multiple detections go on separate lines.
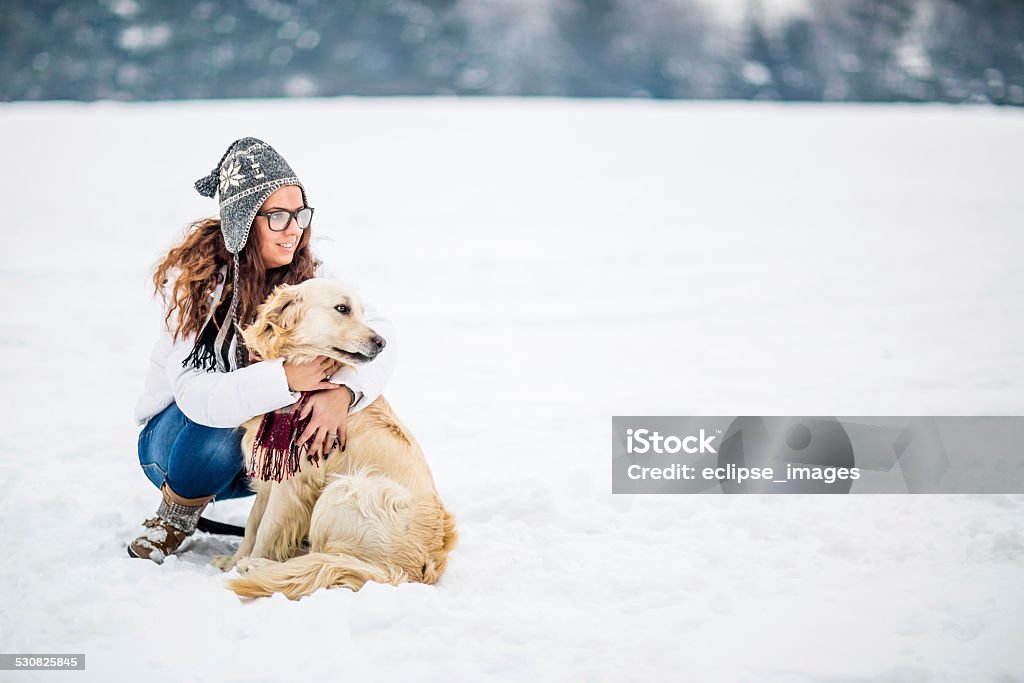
326, 298, 398, 413
166, 334, 301, 429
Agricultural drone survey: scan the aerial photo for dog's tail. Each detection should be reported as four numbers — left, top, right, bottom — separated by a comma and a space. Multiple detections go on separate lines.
226, 553, 406, 600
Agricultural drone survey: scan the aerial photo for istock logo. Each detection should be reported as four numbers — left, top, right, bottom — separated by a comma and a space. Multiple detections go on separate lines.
626, 428, 717, 454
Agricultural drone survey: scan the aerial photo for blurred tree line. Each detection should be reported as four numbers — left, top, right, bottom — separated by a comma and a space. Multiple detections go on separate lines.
1, 0, 1021, 105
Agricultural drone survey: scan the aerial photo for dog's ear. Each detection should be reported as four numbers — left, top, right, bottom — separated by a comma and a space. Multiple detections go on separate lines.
261, 284, 304, 330
241, 284, 303, 359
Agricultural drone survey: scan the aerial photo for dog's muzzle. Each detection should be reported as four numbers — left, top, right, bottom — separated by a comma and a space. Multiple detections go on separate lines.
333, 334, 386, 364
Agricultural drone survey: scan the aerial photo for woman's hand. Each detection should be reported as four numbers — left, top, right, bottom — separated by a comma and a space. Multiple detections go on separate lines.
296, 386, 355, 459
283, 356, 345, 393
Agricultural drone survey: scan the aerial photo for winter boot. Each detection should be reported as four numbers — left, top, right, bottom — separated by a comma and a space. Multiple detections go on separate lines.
128, 483, 214, 564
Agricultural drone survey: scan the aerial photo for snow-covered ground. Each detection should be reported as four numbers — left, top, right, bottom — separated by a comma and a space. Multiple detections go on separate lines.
1, 98, 1022, 681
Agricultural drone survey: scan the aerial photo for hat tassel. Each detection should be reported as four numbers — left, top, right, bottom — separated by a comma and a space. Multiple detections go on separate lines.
194, 171, 218, 198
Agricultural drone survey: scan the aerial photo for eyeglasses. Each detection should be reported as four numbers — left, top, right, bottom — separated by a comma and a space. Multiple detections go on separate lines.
255, 206, 315, 232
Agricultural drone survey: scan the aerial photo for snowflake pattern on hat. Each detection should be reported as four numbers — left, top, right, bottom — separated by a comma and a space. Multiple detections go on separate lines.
218, 159, 246, 195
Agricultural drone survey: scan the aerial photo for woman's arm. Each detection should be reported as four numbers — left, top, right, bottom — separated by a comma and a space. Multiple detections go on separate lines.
165, 333, 301, 428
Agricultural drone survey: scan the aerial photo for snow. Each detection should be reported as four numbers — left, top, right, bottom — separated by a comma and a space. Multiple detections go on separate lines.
0, 97, 1023, 681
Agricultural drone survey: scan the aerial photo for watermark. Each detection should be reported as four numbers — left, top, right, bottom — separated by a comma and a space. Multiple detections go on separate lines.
612, 417, 1024, 493
0, 654, 85, 670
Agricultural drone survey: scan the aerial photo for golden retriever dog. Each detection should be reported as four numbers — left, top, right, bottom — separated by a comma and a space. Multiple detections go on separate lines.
212, 279, 457, 600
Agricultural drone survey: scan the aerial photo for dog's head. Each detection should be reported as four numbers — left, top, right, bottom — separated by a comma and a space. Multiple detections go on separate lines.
241, 279, 386, 365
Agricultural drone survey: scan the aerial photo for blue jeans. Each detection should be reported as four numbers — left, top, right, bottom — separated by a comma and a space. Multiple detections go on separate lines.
138, 402, 255, 501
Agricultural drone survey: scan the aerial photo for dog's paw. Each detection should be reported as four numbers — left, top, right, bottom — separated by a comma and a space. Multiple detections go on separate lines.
212, 554, 239, 572
235, 557, 277, 575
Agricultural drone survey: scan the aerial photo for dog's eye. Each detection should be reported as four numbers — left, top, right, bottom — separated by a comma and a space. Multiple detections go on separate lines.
334, 305, 350, 315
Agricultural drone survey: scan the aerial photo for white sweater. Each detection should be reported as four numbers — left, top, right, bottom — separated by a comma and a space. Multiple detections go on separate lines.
133, 265, 397, 429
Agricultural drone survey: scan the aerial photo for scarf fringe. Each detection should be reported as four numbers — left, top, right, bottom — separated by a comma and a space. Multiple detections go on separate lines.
182, 339, 219, 373
248, 393, 323, 482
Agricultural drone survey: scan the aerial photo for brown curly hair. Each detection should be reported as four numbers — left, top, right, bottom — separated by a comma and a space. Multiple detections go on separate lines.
153, 216, 320, 343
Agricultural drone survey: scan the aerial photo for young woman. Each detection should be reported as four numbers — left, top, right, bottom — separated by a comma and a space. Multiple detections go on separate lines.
129, 137, 397, 563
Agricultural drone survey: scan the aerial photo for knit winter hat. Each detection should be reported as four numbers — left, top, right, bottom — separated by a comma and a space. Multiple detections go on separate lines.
193, 136, 308, 254
184, 137, 308, 374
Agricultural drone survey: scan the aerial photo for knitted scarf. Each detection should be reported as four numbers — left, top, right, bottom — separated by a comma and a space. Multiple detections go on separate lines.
248, 392, 324, 482
182, 256, 247, 373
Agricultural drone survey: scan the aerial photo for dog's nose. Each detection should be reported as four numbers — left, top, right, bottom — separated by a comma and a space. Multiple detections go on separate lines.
371, 335, 386, 350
